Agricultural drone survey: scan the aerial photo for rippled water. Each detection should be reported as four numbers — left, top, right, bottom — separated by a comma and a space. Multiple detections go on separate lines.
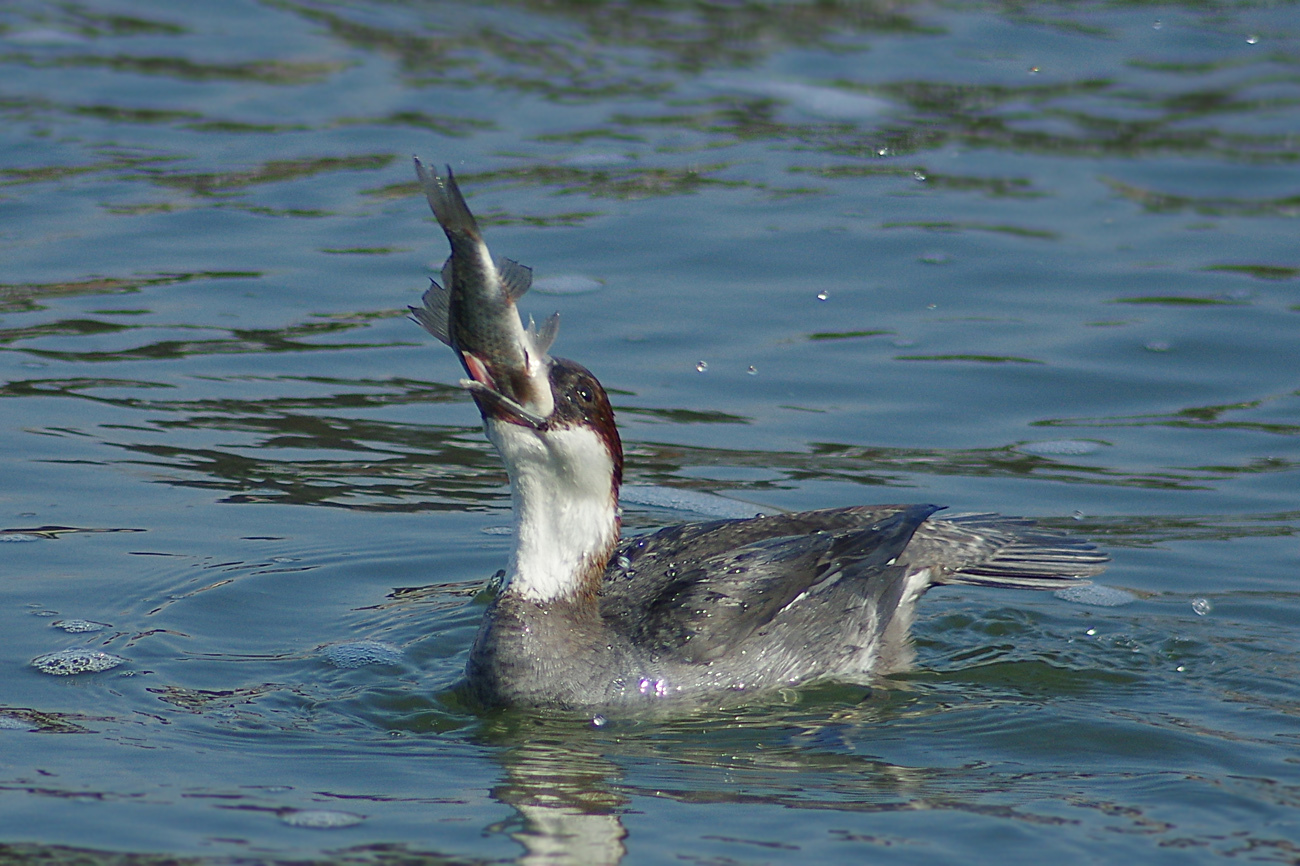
2, 1, 1298, 863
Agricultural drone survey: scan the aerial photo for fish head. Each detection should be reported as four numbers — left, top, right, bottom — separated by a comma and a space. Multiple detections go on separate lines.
457, 312, 558, 425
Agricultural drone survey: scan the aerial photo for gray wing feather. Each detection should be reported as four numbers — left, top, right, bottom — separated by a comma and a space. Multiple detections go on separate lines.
906, 513, 1108, 589
615, 505, 937, 663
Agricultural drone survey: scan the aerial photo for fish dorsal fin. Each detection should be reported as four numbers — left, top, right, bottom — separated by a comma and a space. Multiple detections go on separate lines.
409, 278, 452, 345
497, 258, 533, 302
527, 311, 561, 356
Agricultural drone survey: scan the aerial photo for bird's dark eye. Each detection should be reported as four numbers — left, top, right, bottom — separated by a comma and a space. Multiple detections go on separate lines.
575, 385, 593, 403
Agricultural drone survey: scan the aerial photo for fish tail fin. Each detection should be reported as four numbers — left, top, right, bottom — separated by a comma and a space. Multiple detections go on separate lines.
413, 156, 480, 239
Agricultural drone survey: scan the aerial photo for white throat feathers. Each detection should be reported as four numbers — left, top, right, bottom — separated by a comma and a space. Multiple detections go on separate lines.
487, 417, 620, 603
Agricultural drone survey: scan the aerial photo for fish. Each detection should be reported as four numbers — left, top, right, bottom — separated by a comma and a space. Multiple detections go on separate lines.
409, 157, 559, 425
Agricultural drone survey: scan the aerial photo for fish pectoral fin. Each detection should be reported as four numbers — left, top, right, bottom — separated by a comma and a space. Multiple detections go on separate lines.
497, 258, 533, 302
461, 351, 496, 390
527, 312, 561, 356
410, 278, 451, 345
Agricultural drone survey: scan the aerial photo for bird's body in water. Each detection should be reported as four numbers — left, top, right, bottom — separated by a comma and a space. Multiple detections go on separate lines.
411, 158, 1108, 710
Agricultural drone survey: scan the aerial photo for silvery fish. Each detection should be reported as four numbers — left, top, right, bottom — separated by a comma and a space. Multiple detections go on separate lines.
410, 157, 558, 425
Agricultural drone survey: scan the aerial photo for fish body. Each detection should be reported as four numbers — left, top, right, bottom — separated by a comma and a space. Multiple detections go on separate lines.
410, 157, 558, 422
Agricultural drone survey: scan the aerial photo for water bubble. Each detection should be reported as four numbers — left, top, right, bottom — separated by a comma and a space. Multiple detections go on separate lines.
876, 146, 891, 157
1191, 597, 1212, 616
1028, 66, 1041, 74
1144, 340, 1172, 352
638, 677, 669, 697
912, 170, 927, 182
532, 274, 605, 295
51, 619, 109, 634
1245, 34, 1259, 44
1054, 585, 1137, 607
695, 361, 708, 373
746, 365, 758, 376
1153, 19, 1162, 29
280, 810, 365, 829
615, 555, 631, 571
320, 640, 402, 668
590, 714, 607, 728
31, 648, 127, 676
815, 291, 829, 301
1017, 439, 1103, 457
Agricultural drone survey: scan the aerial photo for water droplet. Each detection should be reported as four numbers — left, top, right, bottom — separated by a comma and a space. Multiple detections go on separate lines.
590, 714, 607, 727
1152, 19, 1162, 29
695, 360, 708, 373
1028, 66, 1041, 74
912, 170, 927, 182
815, 291, 829, 301
746, 365, 757, 375
31, 648, 127, 676
1085, 628, 1097, 636
1245, 34, 1259, 44
615, 555, 631, 570
876, 146, 891, 157
1191, 597, 1212, 616
51, 619, 108, 634
280, 810, 365, 829
320, 640, 402, 668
